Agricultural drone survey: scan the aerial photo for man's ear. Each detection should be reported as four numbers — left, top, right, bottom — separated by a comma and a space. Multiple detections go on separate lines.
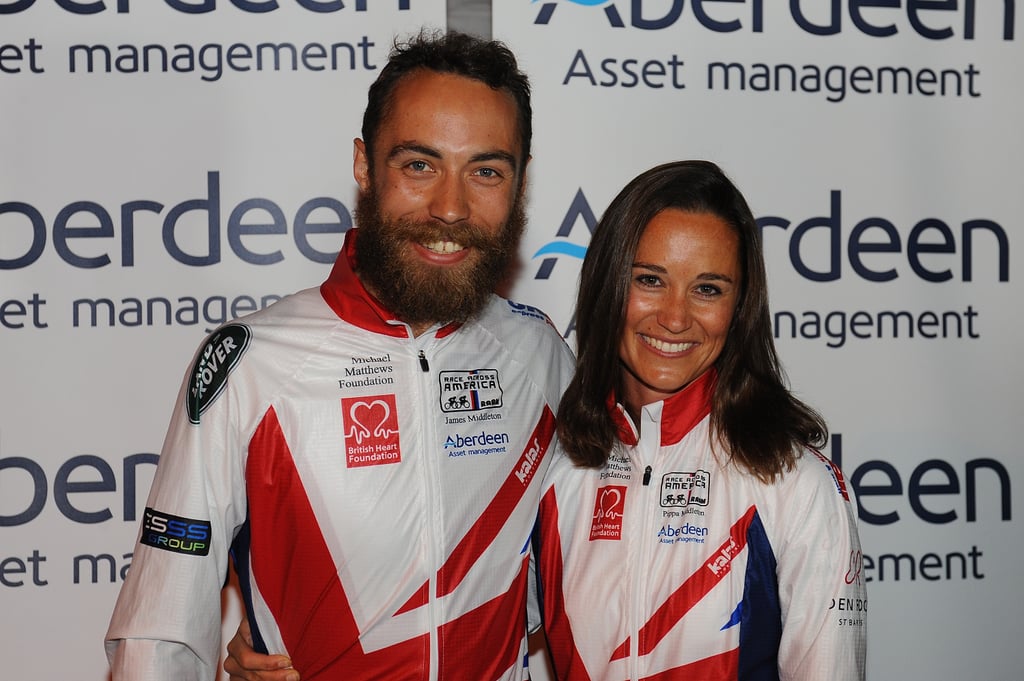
353, 138, 371, 193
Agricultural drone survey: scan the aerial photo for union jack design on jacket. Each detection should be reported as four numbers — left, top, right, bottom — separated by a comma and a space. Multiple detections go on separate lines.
536, 370, 867, 680
106, 229, 575, 681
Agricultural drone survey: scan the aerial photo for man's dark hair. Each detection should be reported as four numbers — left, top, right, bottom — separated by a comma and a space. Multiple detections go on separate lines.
361, 30, 532, 182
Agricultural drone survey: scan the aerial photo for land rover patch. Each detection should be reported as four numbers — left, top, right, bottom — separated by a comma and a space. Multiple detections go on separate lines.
186, 324, 251, 424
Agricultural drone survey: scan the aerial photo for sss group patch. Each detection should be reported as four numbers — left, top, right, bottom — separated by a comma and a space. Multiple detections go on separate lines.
141, 507, 212, 557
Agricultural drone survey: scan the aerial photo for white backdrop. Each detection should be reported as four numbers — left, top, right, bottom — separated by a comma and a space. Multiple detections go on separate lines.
493, 2, 1021, 680
0, 2, 445, 679
1, 1, 1020, 679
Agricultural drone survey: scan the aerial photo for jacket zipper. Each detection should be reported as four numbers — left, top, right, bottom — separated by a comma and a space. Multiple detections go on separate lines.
631, 406, 659, 680
415, 341, 441, 681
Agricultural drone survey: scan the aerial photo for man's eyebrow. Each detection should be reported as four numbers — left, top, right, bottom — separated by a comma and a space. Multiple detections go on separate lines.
387, 143, 441, 161
470, 150, 518, 171
386, 144, 518, 172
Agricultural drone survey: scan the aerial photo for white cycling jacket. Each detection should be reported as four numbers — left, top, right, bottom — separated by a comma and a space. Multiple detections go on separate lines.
536, 369, 867, 681
106, 229, 575, 681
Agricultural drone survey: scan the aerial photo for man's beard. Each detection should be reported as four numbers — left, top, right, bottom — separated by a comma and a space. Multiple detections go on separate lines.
353, 188, 526, 329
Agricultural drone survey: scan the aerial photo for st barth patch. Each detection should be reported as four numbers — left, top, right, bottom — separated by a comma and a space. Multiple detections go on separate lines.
186, 324, 251, 424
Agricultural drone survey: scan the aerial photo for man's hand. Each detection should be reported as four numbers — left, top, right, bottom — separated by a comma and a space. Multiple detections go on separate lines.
224, 619, 299, 681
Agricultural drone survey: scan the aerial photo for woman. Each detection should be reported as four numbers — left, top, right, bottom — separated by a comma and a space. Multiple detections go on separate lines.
537, 160, 865, 680
226, 161, 867, 680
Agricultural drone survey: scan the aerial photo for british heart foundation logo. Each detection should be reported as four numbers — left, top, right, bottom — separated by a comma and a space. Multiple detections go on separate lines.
589, 485, 627, 541
342, 395, 401, 468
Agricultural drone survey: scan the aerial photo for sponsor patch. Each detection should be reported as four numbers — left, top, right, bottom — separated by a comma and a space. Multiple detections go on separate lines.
444, 430, 510, 458
512, 436, 544, 485
812, 450, 850, 501
706, 536, 742, 577
141, 507, 211, 556
338, 353, 396, 390
342, 394, 401, 468
505, 299, 553, 323
660, 469, 711, 508
589, 485, 627, 541
829, 597, 868, 613
845, 550, 864, 585
439, 369, 503, 412
657, 522, 709, 545
187, 324, 251, 424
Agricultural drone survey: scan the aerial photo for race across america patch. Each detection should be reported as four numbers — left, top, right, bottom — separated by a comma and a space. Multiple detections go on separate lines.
186, 324, 251, 424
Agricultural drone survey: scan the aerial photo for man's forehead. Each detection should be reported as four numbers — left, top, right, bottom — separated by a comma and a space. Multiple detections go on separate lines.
379, 70, 522, 158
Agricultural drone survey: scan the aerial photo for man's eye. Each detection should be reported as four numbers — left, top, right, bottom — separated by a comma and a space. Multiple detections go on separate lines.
474, 167, 506, 181
407, 160, 429, 172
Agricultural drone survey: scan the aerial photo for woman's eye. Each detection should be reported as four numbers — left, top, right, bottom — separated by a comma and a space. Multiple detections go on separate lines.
696, 284, 722, 296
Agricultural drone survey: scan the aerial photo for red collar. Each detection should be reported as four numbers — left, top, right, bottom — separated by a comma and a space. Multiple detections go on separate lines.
319, 229, 461, 339
609, 368, 715, 447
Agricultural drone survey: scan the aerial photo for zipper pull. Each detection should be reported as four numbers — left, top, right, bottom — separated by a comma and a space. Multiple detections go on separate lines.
418, 350, 429, 372
642, 465, 652, 486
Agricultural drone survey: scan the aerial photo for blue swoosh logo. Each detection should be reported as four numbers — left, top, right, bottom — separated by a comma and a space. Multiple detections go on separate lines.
721, 602, 742, 630
532, 242, 588, 260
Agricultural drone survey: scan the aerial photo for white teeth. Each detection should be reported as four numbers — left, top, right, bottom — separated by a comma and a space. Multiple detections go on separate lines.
642, 335, 694, 353
422, 240, 465, 254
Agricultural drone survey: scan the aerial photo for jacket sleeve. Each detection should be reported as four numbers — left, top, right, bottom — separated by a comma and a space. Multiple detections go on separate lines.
105, 328, 252, 680
774, 451, 867, 681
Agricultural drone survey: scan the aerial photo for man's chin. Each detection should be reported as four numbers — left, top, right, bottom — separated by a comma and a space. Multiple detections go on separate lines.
375, 251, 490, 324
352, 188, 522, 326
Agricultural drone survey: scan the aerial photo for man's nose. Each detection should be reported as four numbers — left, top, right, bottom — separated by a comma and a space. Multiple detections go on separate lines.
429, 173, 470, 224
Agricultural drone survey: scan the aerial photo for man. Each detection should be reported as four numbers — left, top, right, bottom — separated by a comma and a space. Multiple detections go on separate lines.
105, 30, 574, 681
